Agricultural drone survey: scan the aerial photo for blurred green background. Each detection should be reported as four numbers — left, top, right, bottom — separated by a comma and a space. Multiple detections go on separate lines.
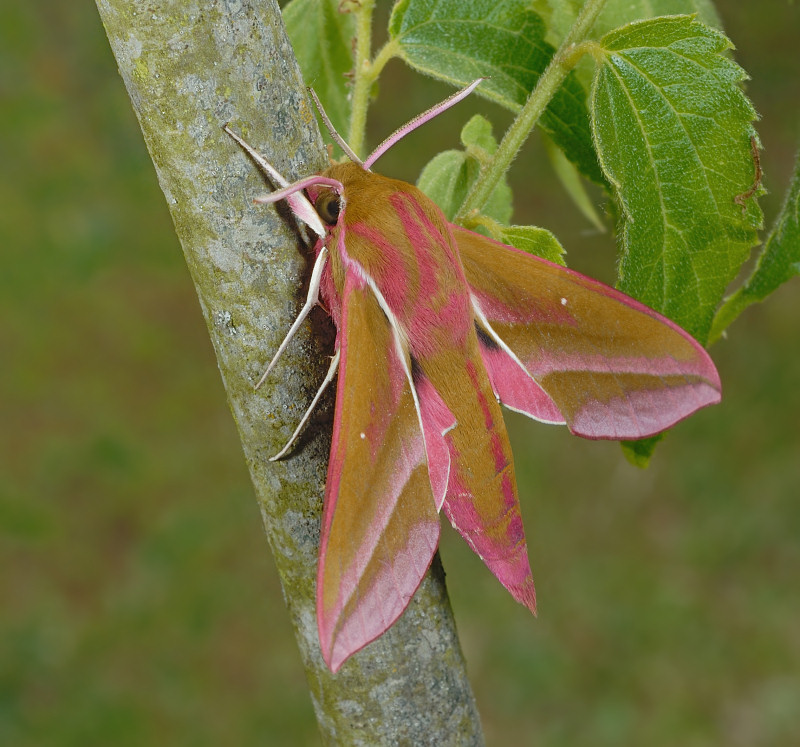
2, 2, 799, 745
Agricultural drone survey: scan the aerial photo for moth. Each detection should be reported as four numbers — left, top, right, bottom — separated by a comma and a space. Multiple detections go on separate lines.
226, 80, 721, 672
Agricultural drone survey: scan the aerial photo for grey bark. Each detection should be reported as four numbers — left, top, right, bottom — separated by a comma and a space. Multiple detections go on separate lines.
94, 0, 484, 743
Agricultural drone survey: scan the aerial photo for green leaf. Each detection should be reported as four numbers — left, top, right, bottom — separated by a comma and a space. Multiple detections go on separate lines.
500, 225, 566, 265
283, 0, 354, 142
621, 434, 665, 468
599, 0, 721, 36
542, 132, 605, 233
710, 151, 800, 342
591, 16, 761, 344
460, 115, 500, 158
543, 1, 724, 94
417, 114, 512, 224
389, 0, 605, 185
546, 0, 722, 44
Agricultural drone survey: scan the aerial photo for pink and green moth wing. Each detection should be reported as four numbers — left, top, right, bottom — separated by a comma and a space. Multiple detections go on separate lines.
453, 226, 721, 439
317, 270, 440, 673
415, 334, 538, 614
326, 167, 537, 616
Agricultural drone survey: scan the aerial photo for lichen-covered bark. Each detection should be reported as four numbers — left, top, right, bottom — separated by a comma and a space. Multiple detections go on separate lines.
94, 0, 483, 743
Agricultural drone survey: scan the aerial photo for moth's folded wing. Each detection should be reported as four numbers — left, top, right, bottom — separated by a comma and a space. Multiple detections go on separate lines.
318, 274, 439, 672
415, 343, 537, 614
454, 226, 721, 440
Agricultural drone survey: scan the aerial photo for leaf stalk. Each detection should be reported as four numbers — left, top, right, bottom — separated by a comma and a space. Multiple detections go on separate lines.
348, 0, 376, 158
454, 0, 608, 223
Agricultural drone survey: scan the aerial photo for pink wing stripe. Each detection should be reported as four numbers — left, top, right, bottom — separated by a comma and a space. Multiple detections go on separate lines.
477, 333, 718, 382
413, 371, 456, 511
475, 328, 565, 424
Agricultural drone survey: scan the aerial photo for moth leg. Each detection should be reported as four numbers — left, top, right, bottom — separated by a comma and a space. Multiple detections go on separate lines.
255, 246, 328, 390
270, 348, 340, 462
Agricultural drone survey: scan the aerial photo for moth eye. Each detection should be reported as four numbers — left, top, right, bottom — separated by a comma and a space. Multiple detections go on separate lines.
315, 191, 341, 226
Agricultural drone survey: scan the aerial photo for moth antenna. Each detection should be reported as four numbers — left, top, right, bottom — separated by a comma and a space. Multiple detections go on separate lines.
363, 78, 486, 170
255, 246, 329, 390
224, 123, 291, 187
224, 124, 328, 238
308, 87, 363, 166
253, 175, 343, 206
270, 348, 340, 461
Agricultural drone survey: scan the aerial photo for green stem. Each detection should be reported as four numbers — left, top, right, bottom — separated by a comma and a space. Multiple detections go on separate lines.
453, 0, 608, 223
347, 0, 376, 159
369, 41, 398, 89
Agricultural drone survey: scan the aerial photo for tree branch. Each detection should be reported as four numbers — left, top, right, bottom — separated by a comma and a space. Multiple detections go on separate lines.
94, 0, 483, 742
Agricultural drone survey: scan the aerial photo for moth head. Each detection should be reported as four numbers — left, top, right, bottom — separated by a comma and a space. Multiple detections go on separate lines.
314, 189, 342, 226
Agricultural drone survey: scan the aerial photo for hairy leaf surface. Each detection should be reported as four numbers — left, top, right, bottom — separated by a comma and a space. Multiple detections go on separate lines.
592, 16, 761, 343
711, 152, 800, 341
499, 225, 566, 266
542, 0, 721, 45
389, 0, 604, 184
